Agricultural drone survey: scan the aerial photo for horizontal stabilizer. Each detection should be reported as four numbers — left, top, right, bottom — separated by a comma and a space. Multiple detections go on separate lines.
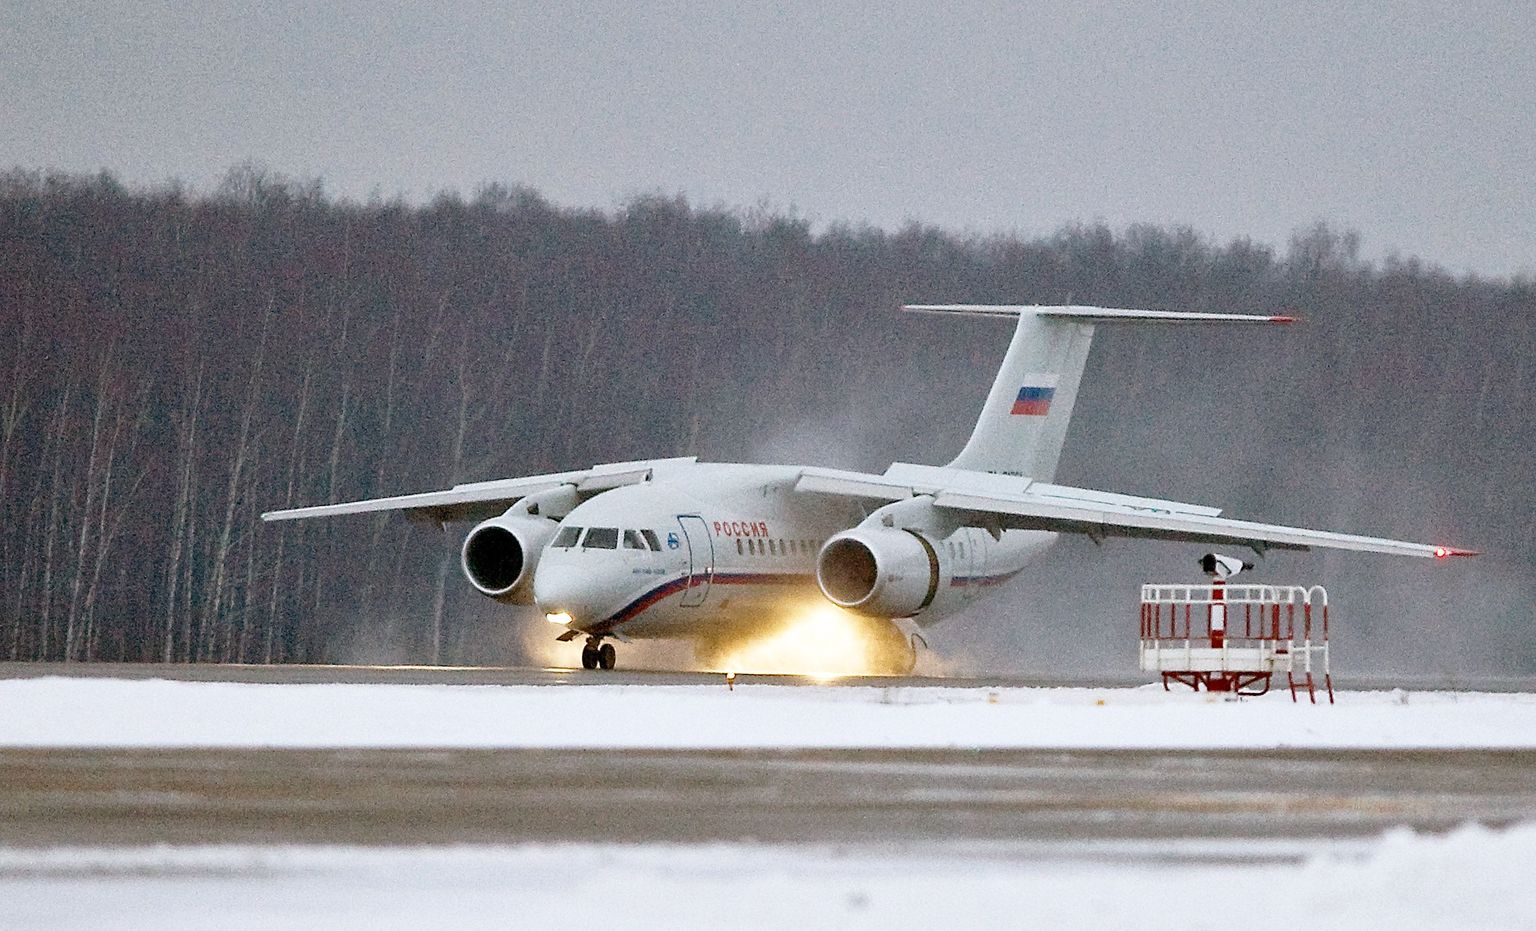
903, 304, 1296, 324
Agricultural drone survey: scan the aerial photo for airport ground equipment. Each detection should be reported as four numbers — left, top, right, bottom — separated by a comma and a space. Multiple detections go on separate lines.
1139, 582, 1333, 703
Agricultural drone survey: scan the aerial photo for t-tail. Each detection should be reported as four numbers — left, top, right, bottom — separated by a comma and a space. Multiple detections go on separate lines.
903, 304, 1297, 480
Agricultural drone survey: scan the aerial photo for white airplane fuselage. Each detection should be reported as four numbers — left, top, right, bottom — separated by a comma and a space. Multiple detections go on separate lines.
531, 463, 1056, 643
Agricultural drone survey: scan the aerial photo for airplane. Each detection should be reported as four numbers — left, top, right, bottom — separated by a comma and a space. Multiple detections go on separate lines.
262, 304, 1474, 672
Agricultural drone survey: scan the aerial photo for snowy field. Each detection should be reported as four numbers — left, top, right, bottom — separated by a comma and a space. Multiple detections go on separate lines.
4, 824, 1535, 930
7, 676, 1536, 928
4, 675, 1536, 748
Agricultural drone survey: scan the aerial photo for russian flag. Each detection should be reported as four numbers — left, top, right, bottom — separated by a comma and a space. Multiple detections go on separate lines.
1011, 385, 1055, 416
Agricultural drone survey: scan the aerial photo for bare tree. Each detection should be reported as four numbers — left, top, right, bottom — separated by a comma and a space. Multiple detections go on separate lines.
162, 361, 205, 662
203, 301, 273, 661
0, 305, 32, 654
80, 377, 152, 659
63, 344, 116, 660
0, 304, 30, 517
37, 377, 77, 660
264, 356, 315, 663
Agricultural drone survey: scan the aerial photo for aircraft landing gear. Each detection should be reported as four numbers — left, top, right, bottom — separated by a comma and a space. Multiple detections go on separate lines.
582, 638, 617, 671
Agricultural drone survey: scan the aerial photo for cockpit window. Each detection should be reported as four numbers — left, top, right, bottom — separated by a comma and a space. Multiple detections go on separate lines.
641, 529, 661, 551
622, 530, 647, 550
552, 526, 582, 548
584, 527, 619, 549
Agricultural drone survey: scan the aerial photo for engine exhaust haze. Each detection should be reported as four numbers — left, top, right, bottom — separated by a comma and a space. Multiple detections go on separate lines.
697, 601, 917, 678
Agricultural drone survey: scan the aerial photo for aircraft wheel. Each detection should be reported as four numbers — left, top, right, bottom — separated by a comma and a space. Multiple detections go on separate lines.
598, 643, 617, 670
581, 644, 600, 670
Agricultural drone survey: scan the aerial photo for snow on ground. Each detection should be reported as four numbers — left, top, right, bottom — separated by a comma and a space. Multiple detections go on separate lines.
4, 676, 1536, 748
4, 823, 1535, 930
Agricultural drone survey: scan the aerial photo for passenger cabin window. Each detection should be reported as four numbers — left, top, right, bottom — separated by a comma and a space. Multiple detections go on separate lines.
736, 539, 744, 556
641, 529, 661, 551
584, 527, 619, 549
552, 526, 582, 548
623, 530, 647, 550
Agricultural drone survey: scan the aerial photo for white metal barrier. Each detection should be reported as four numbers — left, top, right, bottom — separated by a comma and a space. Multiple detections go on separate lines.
1139, 583, 1333, 703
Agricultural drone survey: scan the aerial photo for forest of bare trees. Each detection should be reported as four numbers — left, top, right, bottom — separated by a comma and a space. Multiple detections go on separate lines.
1, 167, 1531, 672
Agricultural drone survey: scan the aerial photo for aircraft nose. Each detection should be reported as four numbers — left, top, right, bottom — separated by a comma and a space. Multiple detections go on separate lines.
533, 564, 608, 625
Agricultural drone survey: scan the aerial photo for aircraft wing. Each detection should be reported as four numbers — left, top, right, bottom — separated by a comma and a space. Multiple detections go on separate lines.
794, 464, 1475, 559
261, 457, 698, 526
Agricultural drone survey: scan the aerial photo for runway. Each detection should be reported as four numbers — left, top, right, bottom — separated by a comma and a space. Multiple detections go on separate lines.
5, 661, 1534, 692
5, 662, 1534, 848
6, 662, 1535, 927
0, 660, 1152, 688
3, 747, 1535, 852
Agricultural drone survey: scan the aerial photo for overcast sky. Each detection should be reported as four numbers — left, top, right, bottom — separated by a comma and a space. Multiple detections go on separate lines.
4, 1, 1532, 276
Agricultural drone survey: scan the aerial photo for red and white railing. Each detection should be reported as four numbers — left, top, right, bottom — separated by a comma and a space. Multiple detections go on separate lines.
1139, 583, 1332, 703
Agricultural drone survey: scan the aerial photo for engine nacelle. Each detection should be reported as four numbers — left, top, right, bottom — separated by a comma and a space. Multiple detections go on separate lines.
816, 528, 940, 618
460, 514, 560, 604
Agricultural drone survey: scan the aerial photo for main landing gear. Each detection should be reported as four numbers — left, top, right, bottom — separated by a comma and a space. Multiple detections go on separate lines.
580, 637, 617, 671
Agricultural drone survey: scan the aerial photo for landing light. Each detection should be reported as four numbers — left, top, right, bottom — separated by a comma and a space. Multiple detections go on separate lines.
1433, 547, 1449, 559
545, 611, 573, 626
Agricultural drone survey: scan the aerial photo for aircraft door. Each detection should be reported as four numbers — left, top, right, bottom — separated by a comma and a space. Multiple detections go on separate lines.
676, 515, 714, 607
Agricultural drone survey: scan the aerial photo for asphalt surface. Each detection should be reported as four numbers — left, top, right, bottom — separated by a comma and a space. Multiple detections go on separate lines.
0, 661, 1141, 689
4, 748, 1534, 855
4, 661, 1534, 691
6, 663, 1534, 859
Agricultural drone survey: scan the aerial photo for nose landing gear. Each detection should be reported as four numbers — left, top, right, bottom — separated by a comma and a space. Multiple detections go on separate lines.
580, 637, 617, 671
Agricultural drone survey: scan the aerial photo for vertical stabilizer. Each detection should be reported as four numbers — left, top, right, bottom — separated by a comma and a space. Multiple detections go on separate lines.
944, 309, 1093, 480
903, 304, 1296, 480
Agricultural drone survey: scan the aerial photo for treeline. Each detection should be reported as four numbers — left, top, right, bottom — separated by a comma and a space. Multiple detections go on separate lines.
0, 166, 1531, 672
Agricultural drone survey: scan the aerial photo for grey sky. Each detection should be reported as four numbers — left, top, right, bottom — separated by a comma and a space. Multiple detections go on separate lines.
4, 1, 1532, 276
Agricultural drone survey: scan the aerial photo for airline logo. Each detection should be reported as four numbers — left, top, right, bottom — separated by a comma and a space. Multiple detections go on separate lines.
1010, 385, 1055, 416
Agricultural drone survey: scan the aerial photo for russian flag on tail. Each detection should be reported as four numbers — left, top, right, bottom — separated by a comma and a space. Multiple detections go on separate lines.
1011, 385, 1055, 416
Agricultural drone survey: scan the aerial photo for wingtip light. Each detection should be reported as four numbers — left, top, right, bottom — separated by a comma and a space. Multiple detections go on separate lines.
1433, 546, 1479, 559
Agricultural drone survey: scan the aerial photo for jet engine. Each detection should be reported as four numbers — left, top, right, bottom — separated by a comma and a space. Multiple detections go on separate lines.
815, 528, 940, 618
460, 514, 560, 604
